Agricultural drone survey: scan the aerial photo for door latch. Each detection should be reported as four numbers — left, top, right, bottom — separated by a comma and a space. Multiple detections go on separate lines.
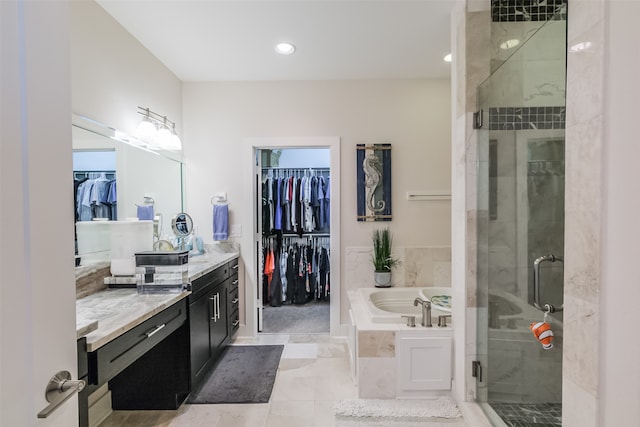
37, 370, 86, 418
472, 360, 483, 382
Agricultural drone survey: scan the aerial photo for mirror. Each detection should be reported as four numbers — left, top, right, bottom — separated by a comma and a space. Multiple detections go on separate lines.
73, 114, 183, 266
171, 213, 193, 237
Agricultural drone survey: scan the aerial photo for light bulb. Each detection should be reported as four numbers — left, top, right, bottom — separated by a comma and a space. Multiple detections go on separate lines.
154, 126, 172, 150
166, 133, 182, 151
136, 118, 156, 142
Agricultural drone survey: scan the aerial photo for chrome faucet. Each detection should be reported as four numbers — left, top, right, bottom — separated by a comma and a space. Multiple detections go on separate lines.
413, 298, 432, 327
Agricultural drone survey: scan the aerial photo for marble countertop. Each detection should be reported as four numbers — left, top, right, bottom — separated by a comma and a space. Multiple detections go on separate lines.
186, 251, 239, 281
77, 289, 190, 352
76, 249, 239, 351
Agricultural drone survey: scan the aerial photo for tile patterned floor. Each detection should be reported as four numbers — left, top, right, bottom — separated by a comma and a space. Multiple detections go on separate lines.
489, 402, 562, 427
99, 333, 357, 427
99, 333, 469, 427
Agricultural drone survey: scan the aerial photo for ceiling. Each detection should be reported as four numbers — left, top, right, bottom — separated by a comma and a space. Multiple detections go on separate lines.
96, 0, 455, 82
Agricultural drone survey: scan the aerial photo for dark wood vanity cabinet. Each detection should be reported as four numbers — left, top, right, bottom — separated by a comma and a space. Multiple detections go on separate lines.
188, 260, 239, 390
227, 258, 240, 337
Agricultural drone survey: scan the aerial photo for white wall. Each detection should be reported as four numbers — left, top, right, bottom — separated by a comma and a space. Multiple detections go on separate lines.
70, 0, 182, 141
600, 1, 640, 424
183, 79, 451, 332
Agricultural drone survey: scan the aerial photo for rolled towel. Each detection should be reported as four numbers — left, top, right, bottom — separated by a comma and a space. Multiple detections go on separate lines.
530, 321, 554, 350
136, 205, 154, 220
213, 204, 229, 241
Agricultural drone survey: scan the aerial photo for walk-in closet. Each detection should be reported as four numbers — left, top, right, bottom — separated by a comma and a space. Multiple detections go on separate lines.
257, 148, 331, 334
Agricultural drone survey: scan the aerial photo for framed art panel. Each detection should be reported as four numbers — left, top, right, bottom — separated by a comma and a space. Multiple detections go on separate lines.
356, 143, 392, 221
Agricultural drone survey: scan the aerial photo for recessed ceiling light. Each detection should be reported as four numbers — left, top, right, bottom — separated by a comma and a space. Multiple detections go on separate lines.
500, 39, 521, 50
275, 42, 296, 55
443, 53, 452, 63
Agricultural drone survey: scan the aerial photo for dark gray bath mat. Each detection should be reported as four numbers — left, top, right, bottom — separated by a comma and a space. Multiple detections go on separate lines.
187, 345, 283, 404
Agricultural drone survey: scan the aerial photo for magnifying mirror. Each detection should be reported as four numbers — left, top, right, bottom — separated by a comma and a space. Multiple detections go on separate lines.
171, 213, 193, 237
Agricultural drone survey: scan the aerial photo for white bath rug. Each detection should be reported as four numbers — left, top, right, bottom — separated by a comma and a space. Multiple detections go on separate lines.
335, 419, 467, 427
334, 397, 463, 420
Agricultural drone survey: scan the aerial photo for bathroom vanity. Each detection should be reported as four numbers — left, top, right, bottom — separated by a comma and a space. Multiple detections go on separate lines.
76, 251, 239, 427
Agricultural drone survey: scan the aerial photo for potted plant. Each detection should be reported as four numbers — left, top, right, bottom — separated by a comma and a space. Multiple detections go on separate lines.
371, 227, 400, 287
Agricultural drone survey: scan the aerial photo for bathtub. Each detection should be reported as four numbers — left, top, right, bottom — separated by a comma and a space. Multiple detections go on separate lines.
359, 287, 453, 324
348, 287, 455, 399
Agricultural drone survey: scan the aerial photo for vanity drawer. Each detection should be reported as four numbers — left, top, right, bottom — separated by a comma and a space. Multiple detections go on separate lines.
88, 299, 187, 385
229, 286, 239, 306
228, 274, 239, 292
229, 309, 240, 336
228, 258, 239, 278
191, 265, 228, 298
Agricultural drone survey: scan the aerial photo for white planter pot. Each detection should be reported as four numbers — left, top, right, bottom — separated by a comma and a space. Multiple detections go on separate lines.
374, 271, 392, 288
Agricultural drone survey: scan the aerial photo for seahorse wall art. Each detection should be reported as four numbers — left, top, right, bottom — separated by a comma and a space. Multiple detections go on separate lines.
356, 143, 392, 222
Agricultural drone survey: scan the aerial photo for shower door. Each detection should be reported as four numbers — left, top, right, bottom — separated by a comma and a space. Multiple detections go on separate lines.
475, 13, 566, 427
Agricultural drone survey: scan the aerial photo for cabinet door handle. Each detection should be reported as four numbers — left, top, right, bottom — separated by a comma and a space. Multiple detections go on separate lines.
232, 264, 239, 270
216, 292, 221, 320
232, 279, 239, 285
231, 298, 239, 304
145, 323, 166, 338
210, 295, 217, 321
232, 320, 239, 327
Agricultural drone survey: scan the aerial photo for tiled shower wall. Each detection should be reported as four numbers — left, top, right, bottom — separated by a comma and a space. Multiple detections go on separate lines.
491, 0, 567, 22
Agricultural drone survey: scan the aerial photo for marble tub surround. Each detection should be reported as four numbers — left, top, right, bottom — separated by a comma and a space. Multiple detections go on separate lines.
76, 288, 190, 351
349, 290, 454, 400
345, 246, 451, 290
358, 331, 395, 358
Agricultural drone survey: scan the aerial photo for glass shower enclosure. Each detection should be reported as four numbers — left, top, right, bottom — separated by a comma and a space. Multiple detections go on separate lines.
475, 12, 566, 427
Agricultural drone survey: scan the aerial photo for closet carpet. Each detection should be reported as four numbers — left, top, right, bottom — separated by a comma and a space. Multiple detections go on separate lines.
262, 300, 329, 334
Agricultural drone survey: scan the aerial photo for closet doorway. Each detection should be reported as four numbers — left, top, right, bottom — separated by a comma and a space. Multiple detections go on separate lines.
253, 142, 339, 336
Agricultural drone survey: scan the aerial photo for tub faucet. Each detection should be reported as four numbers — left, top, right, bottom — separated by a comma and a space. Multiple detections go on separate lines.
413, 298, 432, 327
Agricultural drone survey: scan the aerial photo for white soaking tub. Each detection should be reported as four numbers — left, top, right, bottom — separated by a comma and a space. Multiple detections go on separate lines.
359, 287, 453, 324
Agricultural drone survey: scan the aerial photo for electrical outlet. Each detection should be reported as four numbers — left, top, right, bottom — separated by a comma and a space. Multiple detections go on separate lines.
230, 224, 242, 237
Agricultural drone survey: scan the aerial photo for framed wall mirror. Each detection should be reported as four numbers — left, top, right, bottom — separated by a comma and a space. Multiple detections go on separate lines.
73, 114, 184, 266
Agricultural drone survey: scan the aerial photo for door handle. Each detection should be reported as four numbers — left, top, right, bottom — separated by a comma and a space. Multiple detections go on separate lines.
37, 371, 86, 418
532, 254, 564, 313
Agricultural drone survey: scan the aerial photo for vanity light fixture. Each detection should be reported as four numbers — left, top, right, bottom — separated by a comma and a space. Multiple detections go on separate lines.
275, 42, 296, 55
135, 107, 182, 151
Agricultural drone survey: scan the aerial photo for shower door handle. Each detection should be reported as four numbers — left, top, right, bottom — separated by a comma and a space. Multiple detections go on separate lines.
533, 254, 564, 313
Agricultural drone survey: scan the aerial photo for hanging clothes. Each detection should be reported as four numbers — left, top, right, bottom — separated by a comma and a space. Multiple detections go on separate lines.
74, 171, 117, 221
269, 232, 283, 306
319, 247, 330, 301
261, 168, 330, 236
